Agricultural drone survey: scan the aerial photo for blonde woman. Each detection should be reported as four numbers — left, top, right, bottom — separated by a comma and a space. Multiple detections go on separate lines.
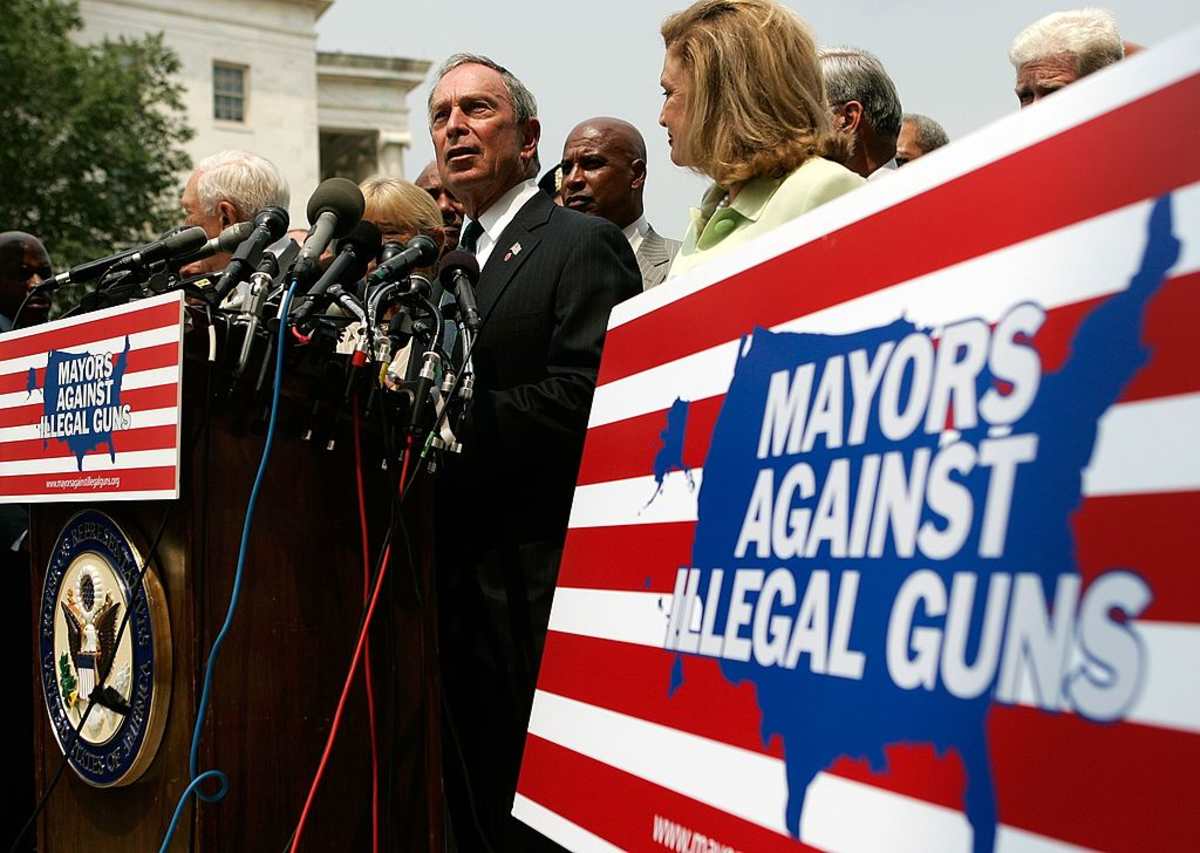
358, 176, 445, 276
660, 0, 863, 279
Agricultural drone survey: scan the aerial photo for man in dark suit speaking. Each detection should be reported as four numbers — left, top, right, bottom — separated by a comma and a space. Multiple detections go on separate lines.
427, 53, 641, 849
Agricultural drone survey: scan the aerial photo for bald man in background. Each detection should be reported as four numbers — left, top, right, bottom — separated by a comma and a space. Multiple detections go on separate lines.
0, 231, 52, 330
560, 117, 680, 290
416, 160, 465, 252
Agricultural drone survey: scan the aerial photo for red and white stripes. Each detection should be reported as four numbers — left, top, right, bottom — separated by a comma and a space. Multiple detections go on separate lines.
0, 291, 184, 502
516, 28, 1200, 853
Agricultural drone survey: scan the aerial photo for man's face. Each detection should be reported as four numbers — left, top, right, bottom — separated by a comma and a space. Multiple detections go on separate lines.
658, 51, 692, 168
0, 235, 52, 325
896, 121, 923, 166
415, 166, 465, 251
1015, 53, 1080, 108
559, 126, 644, 229
179, 171, 227, 276
429, 63, 538, 215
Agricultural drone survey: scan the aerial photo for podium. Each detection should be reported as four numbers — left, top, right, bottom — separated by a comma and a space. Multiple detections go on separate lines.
28, 325, 443, 851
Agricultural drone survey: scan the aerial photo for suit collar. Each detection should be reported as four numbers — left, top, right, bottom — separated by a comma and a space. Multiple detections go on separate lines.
475, 189, 556, 316
471, 179, 539, 246
637, 227, 672, 268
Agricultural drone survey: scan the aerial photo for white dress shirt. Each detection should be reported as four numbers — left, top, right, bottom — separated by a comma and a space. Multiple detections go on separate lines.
867, 158, 898, 181
622, 214, 650, 255
464, 179, 540, 268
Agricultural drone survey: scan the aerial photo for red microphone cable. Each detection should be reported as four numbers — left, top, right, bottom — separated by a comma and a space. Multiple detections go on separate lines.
289, 437, 413, 852
352, 399, 380, 853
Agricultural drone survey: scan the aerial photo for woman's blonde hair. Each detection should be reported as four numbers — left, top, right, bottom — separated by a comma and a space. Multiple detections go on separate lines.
661, 0, 840, 187
359, 177, 444, 250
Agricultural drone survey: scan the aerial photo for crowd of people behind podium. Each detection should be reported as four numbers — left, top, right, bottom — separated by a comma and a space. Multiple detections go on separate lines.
5, 2, 1146, 850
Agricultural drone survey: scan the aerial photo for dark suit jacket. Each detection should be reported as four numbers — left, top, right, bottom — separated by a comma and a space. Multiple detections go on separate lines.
436, 188, 641, 849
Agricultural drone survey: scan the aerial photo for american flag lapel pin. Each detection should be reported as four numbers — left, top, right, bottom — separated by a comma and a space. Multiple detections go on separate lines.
505, 242, 522, 262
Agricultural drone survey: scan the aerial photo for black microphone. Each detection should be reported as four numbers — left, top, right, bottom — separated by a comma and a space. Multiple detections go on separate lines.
379, 241, 405, 264
292, 178, 365, 282
365, 234, 439, 286
257, 235, 299, 277
291, 220, 383, 326
438, 250, 482, 333
174, 220, 255, 267
210, 206, 290, 303
46, 227, 208, 289
106, 226, 208, 273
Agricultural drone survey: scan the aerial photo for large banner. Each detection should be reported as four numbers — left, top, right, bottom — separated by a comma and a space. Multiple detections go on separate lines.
516, 29, 1200, 853
0, 291, 184, 502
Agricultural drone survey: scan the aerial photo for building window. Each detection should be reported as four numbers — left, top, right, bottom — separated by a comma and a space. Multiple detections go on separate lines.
213, 63, 246, 122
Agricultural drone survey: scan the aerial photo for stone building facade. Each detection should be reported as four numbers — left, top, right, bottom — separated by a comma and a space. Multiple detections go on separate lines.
77, 0, 429, 226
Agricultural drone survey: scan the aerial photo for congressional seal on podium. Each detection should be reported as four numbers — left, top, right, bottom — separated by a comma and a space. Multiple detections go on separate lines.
39, 510, 172, 787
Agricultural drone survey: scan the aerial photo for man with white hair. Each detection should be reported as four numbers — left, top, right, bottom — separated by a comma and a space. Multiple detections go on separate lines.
819, 47, 904, 181
179, 150, 290, 275
1009, 8, 1124, 108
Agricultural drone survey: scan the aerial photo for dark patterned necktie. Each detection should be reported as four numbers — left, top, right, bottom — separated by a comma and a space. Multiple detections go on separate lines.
459, 219, 484, 255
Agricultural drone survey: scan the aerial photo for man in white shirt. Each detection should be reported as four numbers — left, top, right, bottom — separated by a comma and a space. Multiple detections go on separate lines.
559, 117, 681, 289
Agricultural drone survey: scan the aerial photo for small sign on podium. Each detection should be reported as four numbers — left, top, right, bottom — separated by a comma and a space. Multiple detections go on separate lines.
0, 290, 185, 503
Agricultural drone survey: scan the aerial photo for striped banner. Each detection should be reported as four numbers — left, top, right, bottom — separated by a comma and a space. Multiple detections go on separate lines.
516, 28, 1200, 853
0, 291, 184, 502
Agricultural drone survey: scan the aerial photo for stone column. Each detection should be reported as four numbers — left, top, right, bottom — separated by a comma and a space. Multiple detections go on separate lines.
376, 131, 408, 178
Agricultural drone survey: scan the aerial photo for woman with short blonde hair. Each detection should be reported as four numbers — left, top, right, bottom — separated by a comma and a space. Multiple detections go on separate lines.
359, 177, 445, 267
660, 0, 862, 279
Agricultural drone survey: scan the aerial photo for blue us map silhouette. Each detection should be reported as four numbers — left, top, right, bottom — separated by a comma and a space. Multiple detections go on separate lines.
655, 196, 1181, 851
33, 335, 131, 469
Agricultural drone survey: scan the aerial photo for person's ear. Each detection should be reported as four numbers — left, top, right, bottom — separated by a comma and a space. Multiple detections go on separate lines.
630, 158, 647, 192
522, 117, 542, 162
216, 200, 238, 230
837, 101, 865, 134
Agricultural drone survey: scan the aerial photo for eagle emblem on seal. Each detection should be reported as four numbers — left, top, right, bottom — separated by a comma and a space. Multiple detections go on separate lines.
59, 567, 120, 707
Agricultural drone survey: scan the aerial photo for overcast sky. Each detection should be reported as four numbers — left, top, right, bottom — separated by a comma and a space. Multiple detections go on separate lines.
316, 1, 1196, 238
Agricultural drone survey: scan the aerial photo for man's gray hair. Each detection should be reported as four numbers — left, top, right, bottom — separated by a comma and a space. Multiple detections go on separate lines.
1009, 8, 1124, 77
902, 113, 950, 154
427, 53, 538, 124
194, 150, 290, 220
819, 47, 903, 141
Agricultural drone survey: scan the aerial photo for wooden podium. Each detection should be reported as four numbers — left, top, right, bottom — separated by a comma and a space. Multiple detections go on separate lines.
28, 344, 443, 851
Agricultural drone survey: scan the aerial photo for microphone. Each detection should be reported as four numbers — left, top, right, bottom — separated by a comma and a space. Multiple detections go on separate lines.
257, 235, 299, 278
46, 227, 208, 289
438, 250, 482, 333
210, 206, 290, 303
292, 178, 365, 281
174, 220, 255, 267
106, 226, 209, 273
365, 234, 439, 286
290, 220, 383, 327
379, 241, 405, 264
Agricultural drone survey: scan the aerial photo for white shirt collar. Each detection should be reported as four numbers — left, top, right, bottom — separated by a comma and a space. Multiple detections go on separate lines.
622, 214, 650, 254
867, 158, 898, 181
468, 179, 539, 267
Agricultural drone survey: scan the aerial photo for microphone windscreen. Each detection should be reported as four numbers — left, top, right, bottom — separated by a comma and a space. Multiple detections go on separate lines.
306, 178, 365, 238
216, 221, 255, 253
341, 219, 383, 258
253, 206, 291, 241
407, 234, 440, 267
438, 249, 480, 285
163, 226, 208, 255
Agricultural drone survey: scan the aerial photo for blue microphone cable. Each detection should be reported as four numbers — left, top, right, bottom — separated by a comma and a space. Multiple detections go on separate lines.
159, 279, 299, 852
